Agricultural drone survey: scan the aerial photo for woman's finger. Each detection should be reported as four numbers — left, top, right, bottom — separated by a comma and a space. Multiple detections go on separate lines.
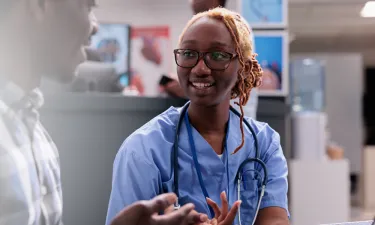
155, 203, 195, 225
206, 197, 221, 219
164, 204, 174, 214
219, 192, 228, 220
210, 218, 218, 225
221, 201, 241, 225
186, 210, 208, 224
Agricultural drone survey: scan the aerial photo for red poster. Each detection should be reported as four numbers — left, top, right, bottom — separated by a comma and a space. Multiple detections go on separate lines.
130, 26, 172, 97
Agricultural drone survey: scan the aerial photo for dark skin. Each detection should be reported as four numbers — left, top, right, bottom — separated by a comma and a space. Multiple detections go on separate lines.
162, 0, 223, 98
177, 17, 289, 225
110, 193, 208, 225
255, 207, 290, 225
177, 16, 238, 155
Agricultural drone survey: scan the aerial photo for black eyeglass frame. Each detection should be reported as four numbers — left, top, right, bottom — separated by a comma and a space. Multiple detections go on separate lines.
173, 49, 238, 71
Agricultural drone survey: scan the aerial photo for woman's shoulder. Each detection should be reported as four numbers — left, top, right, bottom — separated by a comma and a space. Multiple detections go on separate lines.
244, 117, 279, 139
117, 106, 182, 158
243, 117, 282, 157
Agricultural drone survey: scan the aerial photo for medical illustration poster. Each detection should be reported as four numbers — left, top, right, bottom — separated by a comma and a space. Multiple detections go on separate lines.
254, 31, 289, 96
238, 0, 288, 28
90, 23, 130, 75
130, 26, 172, 97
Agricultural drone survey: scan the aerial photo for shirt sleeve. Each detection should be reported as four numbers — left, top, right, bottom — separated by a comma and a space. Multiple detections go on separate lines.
259, 132, 289, 215
105, 145, 161, 225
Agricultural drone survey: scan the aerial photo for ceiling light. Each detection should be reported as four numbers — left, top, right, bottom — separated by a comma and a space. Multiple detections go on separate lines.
361, 1, 375, 18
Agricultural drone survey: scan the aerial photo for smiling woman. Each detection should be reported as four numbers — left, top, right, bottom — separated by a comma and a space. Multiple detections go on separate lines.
176, 9, 262, 154
106, 7, 289, 225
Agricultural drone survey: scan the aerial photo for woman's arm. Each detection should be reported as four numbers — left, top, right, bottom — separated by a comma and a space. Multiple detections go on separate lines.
105, 147, 161, 225
255, 207, 289, 225
255, 131, 289, 225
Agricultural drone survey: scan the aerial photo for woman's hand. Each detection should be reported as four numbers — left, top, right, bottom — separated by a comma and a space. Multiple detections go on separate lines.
206, 192, 241, 225
164, 204, 209, 225
110, 193, 207, 225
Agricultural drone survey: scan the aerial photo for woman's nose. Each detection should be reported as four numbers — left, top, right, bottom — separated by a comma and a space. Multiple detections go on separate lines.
191, 58, 211, 76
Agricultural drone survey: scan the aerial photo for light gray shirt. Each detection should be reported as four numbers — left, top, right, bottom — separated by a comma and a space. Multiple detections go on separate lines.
0, 80, 63, 225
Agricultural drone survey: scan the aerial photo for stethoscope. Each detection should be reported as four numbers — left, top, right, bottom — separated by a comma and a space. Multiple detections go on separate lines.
172, 102, 268, 225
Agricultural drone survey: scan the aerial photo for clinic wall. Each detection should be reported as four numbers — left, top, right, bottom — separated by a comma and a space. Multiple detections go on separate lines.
94, 0, 237, 73
291, 53, 364, 174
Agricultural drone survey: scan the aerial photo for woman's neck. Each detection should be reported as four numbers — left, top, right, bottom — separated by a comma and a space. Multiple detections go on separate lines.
187, 101, 230, 135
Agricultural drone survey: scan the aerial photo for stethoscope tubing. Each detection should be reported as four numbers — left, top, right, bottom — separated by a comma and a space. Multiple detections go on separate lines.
172, 102, 268, 224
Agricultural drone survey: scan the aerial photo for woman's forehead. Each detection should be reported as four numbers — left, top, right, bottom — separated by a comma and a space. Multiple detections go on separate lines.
180, 16, 235, 50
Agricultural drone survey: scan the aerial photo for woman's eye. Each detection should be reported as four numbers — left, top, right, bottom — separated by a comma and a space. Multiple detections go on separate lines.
182, 50, 196, 58
211, 52, 230, 61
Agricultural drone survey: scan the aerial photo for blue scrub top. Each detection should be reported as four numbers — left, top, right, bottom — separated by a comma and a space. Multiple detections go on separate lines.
105, 106, 289, 225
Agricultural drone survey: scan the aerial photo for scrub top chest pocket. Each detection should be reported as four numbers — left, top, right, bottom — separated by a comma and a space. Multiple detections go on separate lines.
239, 169, 260, 224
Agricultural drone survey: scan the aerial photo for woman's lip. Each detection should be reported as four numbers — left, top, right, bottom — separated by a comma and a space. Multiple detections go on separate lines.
190, 82, 215, 88
188, 82, 216, 95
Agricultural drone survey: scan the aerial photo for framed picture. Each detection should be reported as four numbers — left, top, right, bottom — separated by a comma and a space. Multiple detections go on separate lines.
253, 31, 289, 96
130, 26, 172, 97
90, 23, 131, 75
238, 0, 288, 29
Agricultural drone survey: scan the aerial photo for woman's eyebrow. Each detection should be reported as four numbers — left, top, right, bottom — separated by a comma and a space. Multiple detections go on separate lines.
181, 40, 231, 48
210, 41, 230, 48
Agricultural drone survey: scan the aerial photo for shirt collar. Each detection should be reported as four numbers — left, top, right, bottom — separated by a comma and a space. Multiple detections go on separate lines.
0, 78, 44, 110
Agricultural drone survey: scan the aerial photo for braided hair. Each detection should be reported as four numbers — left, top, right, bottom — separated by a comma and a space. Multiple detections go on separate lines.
178, 7, 263, 154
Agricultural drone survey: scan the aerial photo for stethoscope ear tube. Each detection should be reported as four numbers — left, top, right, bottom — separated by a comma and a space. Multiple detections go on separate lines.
173, 102, 189, 208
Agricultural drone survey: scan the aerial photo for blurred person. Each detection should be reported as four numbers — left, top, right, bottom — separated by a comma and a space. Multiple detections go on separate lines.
0, 1, 204, 225
106, 7, 289, 225
85, 12, 102, 62
0, 1, 95, 224
163, 0, 259, 119
88, 10, 99, 46
190, 0, 227, 14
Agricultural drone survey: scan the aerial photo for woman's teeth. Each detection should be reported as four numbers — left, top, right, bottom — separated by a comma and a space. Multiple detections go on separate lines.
192, 82, 214, 88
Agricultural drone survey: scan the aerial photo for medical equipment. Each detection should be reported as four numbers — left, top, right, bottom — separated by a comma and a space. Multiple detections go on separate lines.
172, 102, 268, 225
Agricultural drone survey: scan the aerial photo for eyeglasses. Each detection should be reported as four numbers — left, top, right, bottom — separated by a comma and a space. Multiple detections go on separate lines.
173, 49, 237, 71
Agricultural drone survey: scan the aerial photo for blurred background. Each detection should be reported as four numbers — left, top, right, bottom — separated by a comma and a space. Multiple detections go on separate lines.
36, 0, 375, 224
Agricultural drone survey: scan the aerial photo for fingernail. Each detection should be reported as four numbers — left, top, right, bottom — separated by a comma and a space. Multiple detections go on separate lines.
200, 214, 208, 222
186, 203, 195, 210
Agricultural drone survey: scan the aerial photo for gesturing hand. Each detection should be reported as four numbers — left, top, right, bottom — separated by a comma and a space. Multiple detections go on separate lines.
110, 193, 207, 225
206, 192, 241, 225
164, 202, 209, 225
